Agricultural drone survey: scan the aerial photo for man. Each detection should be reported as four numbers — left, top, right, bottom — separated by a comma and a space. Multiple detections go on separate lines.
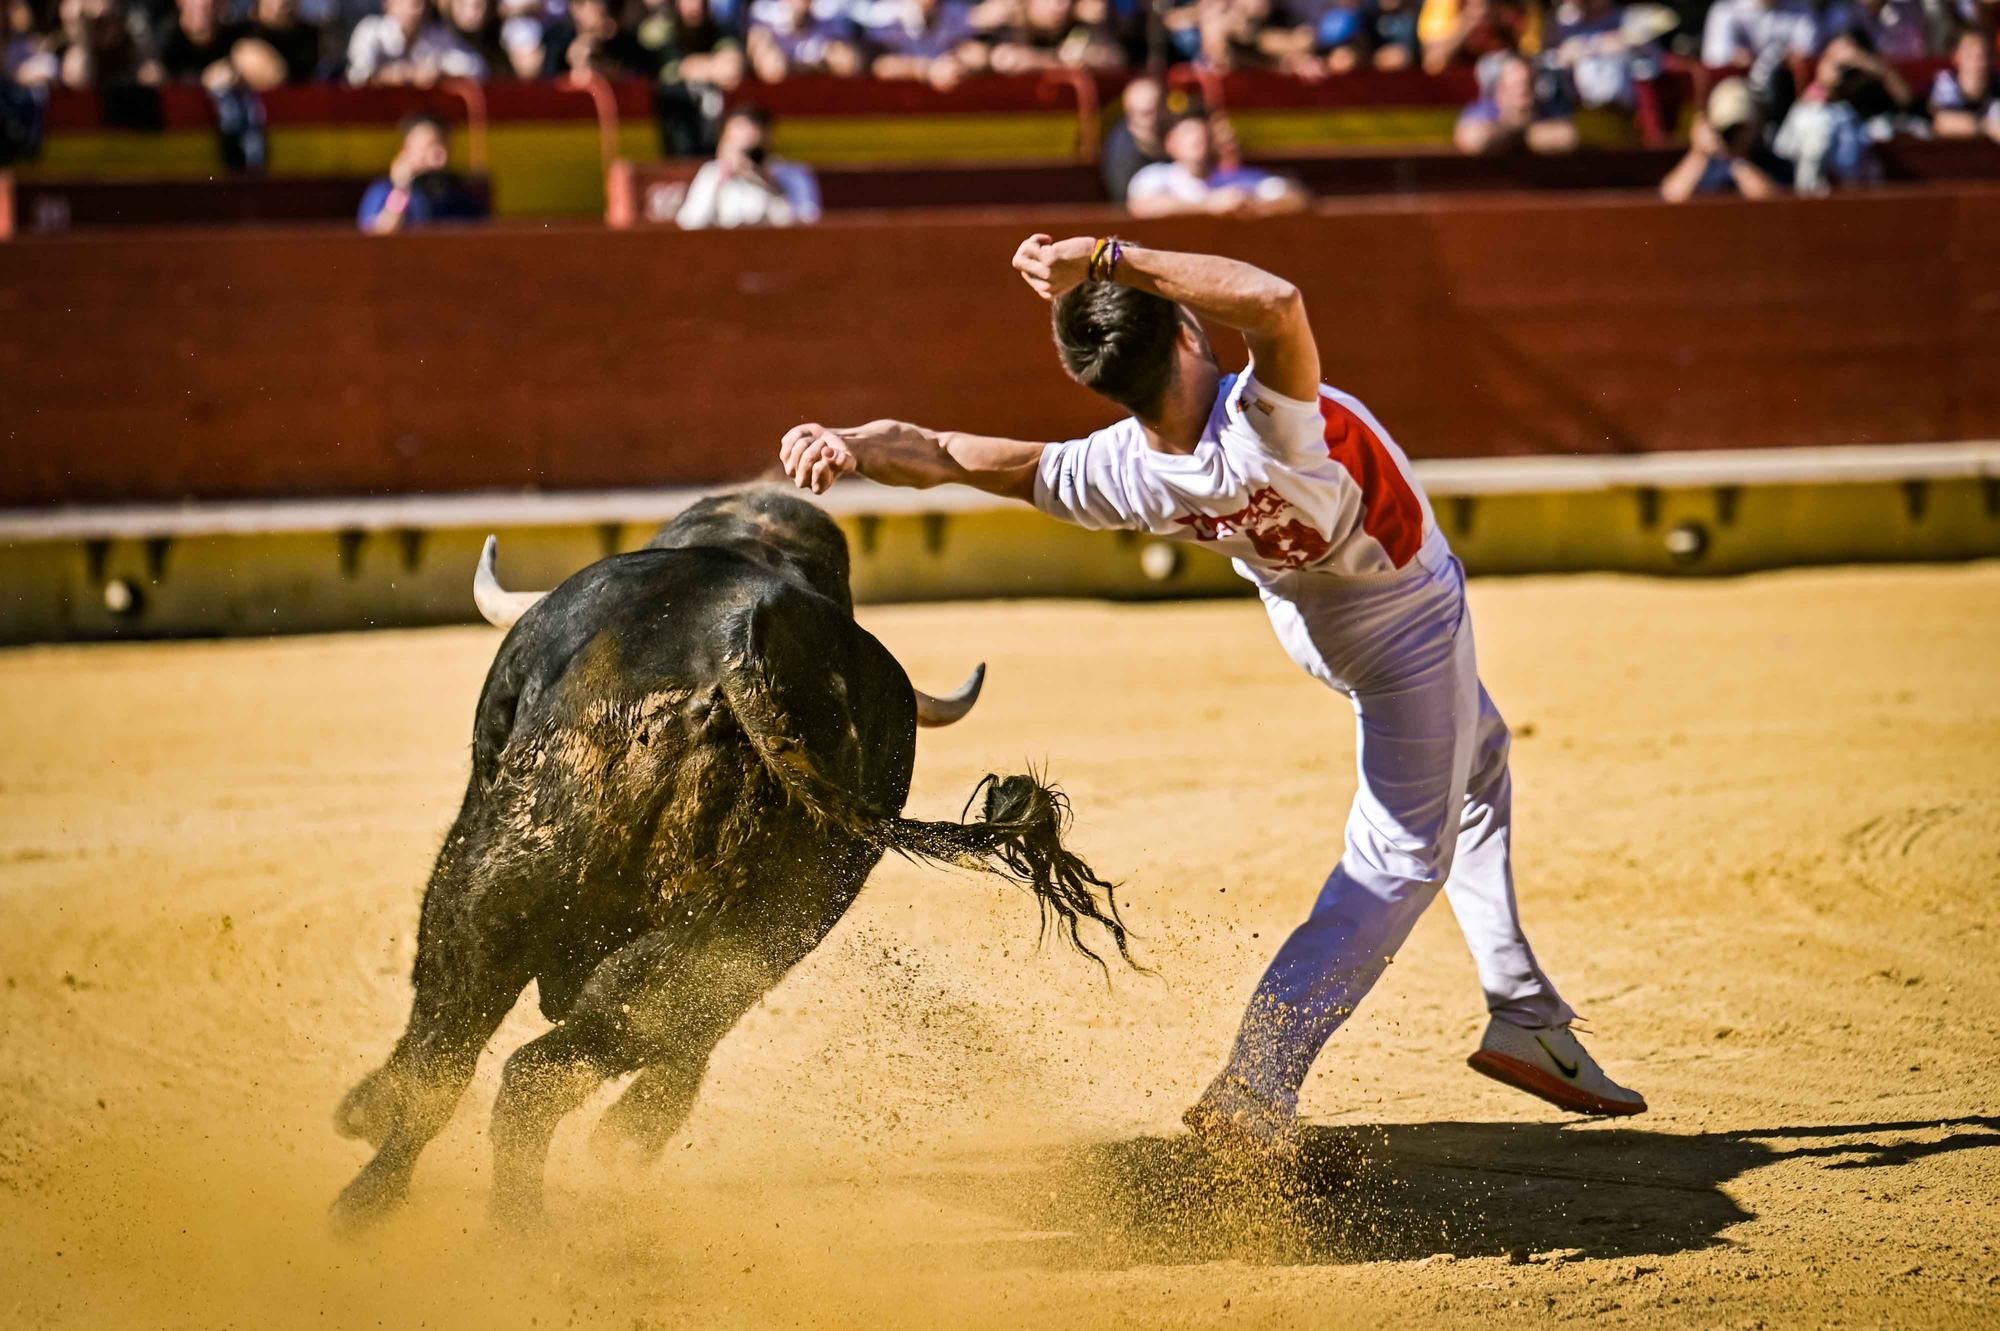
1659, 75, 1791, 200
778, 237, 1647, 1153
1100, 74, 1168, 205
675, 103, 821, 228
155, 0, 246, 82
347, 0, 486, 83
1930, 28, 2000, 139
1773, 30, 1908, 193
1419, 0, 1541, 73
357, 112, 488, 232
1453, 49, 1578, 154
1700, 0, 1819, 69
746, 0, 865, 80
864, 0, 989, 89
1126, 112, 1308, 217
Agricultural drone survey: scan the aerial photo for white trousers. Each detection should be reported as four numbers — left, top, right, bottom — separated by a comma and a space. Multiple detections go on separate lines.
1220, 533, 1574, 1117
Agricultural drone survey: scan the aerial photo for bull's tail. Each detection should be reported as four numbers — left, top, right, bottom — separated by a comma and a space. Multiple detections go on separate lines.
718, 650, 1140, 975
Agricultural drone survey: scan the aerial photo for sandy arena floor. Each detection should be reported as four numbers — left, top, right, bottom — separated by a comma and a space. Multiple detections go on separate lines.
2, 562, 1998, 1330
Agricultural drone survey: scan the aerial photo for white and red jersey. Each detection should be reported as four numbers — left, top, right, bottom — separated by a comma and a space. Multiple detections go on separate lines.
1032, 370, 1439, 589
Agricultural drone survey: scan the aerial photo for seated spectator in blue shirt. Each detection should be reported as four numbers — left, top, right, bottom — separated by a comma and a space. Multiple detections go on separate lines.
747, 0, 864, 78
358, 113, 489, 232
1454, 50, 1578, 154
1659, 76, 1792, 200
865, 0, 989, 88
1930, 28, 2000, 139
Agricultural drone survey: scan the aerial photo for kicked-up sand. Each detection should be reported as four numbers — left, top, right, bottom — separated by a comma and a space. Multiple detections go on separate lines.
1, 561, 1997, 1329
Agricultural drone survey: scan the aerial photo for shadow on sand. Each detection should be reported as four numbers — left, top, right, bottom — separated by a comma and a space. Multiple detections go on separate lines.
921, 1116, 2000, 1268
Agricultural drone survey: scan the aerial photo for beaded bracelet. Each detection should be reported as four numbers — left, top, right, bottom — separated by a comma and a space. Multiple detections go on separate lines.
1087, 236, 1125, 283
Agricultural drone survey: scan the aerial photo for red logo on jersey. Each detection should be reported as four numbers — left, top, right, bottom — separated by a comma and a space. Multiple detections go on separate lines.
1173, 486, 1333, 571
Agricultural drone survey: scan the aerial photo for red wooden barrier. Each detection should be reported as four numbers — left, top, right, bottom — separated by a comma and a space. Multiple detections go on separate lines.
2, 186, 1995, 508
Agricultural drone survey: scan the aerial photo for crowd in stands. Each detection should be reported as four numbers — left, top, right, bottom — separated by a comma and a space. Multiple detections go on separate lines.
3, 0, 1996, 217
6, 0, 1993, 96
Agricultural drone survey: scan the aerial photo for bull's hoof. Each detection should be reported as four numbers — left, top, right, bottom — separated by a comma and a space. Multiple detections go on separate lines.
328, 1168, 408, 1238
588, 1105, 673, 1166
334, 1071, 402, 1149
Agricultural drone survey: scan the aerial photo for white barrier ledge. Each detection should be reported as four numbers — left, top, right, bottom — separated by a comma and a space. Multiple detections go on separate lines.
5, 441, 1997, 545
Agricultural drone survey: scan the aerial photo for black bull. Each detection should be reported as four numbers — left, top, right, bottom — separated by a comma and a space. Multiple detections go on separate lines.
331, 490, 1135, 1229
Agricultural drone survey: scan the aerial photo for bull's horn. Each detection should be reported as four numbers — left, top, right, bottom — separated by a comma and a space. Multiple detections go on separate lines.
914, 663, 985, 727
473, 536, 547, 629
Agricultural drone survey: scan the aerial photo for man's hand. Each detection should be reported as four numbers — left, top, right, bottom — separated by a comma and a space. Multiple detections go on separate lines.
780, 423, 861, 494
1012, 233, 1097, 302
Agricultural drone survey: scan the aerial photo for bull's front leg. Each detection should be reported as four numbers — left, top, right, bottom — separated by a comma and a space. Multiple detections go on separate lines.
332, 868, 531, 1233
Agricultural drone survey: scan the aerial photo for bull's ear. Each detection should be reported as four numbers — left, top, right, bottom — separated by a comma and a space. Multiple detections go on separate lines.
915, 663, 985, 727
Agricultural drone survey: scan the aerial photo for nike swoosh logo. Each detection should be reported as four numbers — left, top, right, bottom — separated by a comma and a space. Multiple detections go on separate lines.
1535, 1034, 1581, 1079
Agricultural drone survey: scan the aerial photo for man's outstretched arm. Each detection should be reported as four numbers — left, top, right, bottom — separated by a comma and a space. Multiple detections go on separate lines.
779, 420, 1044, 500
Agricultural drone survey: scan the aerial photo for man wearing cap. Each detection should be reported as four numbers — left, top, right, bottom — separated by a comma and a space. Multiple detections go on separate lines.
1660, 77, 1793, 201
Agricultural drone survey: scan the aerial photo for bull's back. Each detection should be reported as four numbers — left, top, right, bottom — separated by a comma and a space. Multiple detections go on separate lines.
472, 548, 918, 837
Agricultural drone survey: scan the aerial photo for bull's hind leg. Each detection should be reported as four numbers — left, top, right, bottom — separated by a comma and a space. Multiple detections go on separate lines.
485, 908, 817, 1225
592, 1061, 707, 1161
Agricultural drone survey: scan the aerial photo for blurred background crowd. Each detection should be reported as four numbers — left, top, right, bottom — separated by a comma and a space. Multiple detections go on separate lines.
2, 0, 1996, 223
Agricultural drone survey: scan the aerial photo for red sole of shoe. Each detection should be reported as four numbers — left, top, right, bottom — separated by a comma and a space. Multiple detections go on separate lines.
1467, 1049, 1647, 1117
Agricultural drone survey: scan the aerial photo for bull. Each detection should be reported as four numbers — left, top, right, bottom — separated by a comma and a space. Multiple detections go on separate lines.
330, 489, 1133, 1230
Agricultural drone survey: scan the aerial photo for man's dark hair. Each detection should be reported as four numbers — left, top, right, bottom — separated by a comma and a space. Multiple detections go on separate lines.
727, 103, 774, 131
1051, 281, 1182, 418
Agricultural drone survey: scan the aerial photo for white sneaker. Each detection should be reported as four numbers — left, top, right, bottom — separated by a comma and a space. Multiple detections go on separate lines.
1467, 1017, 1647, 1117
1182, 1074, 1302, 1161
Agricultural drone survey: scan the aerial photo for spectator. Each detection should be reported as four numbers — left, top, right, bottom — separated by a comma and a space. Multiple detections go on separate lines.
1818, 0, 1934, 60
1543, 0, 1668, 109
1266, 0, 1422, 73
358, 110, 487, 229
443, 0, 539, 76
1700, 0, 1818, 70
675, 102, 821, 225
1100, 72, 1165, 203
1419, 0, 1542, 73
347, 0, 487, 82
1773, 30, 1909, 190
235, 0, 326, 84
620, 0, 746, 155
1125, 110, 1309, 215
864, 0, 987, 87
562, 0, 639, 76
987, 0, 1121, 70
1659, 74, 1790, 198
1929, 27, 1999, 137
746, 0, 863, 78
57, 0, 158, 87
1454, 48, 1577, 150
1195, 0, 1278, 70
5, 0, 63, 86
156, 0, 243, 83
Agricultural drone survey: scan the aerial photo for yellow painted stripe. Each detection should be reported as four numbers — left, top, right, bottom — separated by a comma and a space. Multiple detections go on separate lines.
771, 112, 1079, 164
